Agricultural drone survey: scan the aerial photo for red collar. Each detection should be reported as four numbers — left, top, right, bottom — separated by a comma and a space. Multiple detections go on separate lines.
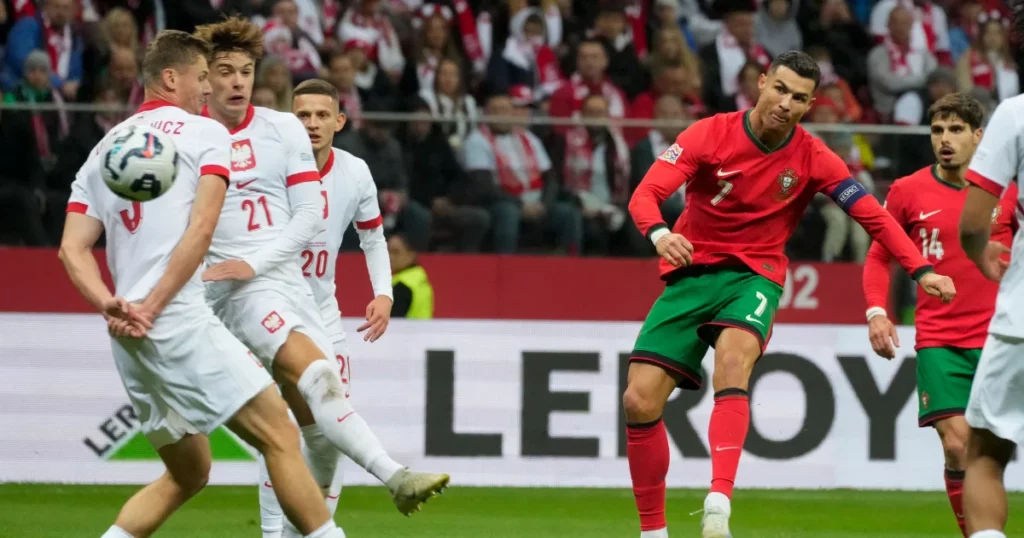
320, 149, 335, 178
137, 99, 178, 113
201, 104, 255, 134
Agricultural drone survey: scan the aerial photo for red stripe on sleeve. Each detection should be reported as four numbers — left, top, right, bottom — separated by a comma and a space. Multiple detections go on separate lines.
200, 165, 231, 186
287, 171, 321, 187
965, 169, 1005, 198
356, 215, 383, 230
66, 202, 88, 214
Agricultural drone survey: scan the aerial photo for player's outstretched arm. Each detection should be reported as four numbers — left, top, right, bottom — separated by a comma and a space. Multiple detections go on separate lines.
144, 174, 228, 317
862, 186, 904, 359
354, 165, 394, 342
960, 186, 1010, 282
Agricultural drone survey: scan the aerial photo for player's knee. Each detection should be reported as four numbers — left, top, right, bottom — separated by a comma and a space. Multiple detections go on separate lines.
261, 416, 302, 456
940, 432, 967, 468
714, 348, 754, 388
171, 462, 210, 498
622, 383, 664, 422
297, 359, 347, 404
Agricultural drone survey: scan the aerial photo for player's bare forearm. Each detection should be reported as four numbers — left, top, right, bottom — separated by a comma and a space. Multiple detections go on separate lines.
58, 213, 112, 313
146, 175, 226, 313
244, 182, 322, 275
847, 196, 933, 279
960, 186, 999, 266
628, 162, 686, 237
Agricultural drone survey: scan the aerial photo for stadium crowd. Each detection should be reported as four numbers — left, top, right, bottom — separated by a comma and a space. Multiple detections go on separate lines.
0, 0, 1018, 260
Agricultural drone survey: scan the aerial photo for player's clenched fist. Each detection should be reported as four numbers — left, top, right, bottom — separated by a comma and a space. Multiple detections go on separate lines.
656, 232, 693, 267
867, 315, 900, 360
918, 273, 956, 303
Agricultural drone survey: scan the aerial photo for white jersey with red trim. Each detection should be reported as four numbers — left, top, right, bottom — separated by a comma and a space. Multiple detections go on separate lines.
965, 94, 1024, 339
304, 148, 385, 333
67, 100, 232, 305
205, 105, 322, 294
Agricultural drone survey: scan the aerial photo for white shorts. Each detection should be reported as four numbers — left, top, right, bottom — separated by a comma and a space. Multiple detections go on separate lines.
211, 287, 335, 368
966, 333, 1024, 444
111, 304, 273, 450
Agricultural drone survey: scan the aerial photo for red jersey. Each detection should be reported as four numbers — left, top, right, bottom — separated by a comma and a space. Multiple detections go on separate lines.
863, 165, 1018, 350
629, 110, 932, 287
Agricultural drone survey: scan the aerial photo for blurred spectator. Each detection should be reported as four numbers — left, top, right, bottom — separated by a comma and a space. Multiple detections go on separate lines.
948, 0, 982, 62
955, 11, 1018, 103
339, 98, 432, 252
646, 26, 701, 93
869, 0, 951, 66
548, 39, 627, 134
677, 0, 723, 48
0, 50, 69, 246
811, 98, 872, 262
49, 80, 120, 237
1, 0, 83, 100
399, 3, 462, 98
252, 85, 278, 108
627, 60, 690, 145
325, 51, 361, 127
0, 1, 10, 59
404, 99, 490, 252
462, 93, 582, 254
809, 46, 863, 123
338, 0, 405, 80
80, 7, 140, 103
629, 94, 687, 251
700, 0, 770, 113
345, 39, 395, 102
388, 233, 434, 319
250, 0, 327, 48
755, 0, 801, 59
889, 67, 956, 177
867, 5, 937, 119
489, 6, 562, 100
255, 56, 294, 112
801, 0, 873, 90
418, 56, 479, 154
263, 0, 322, 81
731, 61, 761, 111
550, 93, 630, 256
590, 3, 646, 99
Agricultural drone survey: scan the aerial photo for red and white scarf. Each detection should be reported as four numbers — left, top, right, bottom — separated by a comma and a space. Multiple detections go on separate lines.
716, 30, 770, 96
884, 37, 924, 77
562, 126, 630, 204
323, 0, 343, 36
970, 49, 995, 91
451, 0, 486, 73
564, 73, 627, 118
625, 0, 648, 58
340, 4, 404, 73
43, 17, 72, 80
479, 125, 542, 197
13, 0, 36, 19
339, 88, 362, 129
263, 19, 322, 73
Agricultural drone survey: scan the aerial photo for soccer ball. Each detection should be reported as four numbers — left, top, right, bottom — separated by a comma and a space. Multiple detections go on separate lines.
101, 124, 179, 202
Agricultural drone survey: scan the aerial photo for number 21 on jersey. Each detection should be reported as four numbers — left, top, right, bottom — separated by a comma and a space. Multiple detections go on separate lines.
919, 228, 944, 260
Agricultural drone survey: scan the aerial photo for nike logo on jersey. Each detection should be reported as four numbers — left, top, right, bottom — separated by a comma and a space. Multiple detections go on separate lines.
919, 210, 942, 220
717, 168, 742, 178
745, 314, 765, 327
236, 179, 258, 189
715, 445, 741, 452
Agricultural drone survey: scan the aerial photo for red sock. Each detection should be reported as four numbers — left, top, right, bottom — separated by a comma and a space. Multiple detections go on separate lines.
627, 419, 669, 531
945, 468, 967, 537
708, 389, 750, 498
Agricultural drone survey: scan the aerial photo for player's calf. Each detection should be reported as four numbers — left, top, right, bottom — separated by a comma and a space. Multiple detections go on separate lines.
936, 416, 971, 536
963, 427, 1014, 535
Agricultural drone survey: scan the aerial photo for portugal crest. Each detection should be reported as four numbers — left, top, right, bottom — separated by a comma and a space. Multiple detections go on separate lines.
921, 391, 930, 411
775, 168, 799, 200
992, 205, 1003, 223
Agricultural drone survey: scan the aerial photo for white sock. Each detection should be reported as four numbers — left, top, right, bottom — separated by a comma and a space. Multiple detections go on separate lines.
970, 531, 1007, 538
296, 360, 404, 484
325, 455, 346, 516
257, 453, 284, 538
640, 529, 668, 538
304, 520, 346, 538
100, 526, 133, 538
301, 423, 341, 494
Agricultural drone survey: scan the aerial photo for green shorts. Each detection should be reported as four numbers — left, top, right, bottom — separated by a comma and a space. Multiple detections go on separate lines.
916, 346, 981, 427
630, 266, 782, 390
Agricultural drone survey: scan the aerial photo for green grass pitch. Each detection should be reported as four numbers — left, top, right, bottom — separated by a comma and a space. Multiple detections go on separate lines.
2, 484, 1022, 537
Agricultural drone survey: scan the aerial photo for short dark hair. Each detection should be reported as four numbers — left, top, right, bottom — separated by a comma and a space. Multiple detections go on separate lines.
193, 17, 264, 61
294, 78, 340, 103
768, 50, 821, 90
142, 30, 212, 86
928, 92, 986, 130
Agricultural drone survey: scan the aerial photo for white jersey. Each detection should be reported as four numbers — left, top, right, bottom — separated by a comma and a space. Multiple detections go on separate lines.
205, 105, 322, 297
965, 94, 1024, 339
304, 148, 391, 339
68, 100, 232, 306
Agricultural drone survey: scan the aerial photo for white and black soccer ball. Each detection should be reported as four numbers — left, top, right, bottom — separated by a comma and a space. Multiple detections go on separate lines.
101, 124, 179, 201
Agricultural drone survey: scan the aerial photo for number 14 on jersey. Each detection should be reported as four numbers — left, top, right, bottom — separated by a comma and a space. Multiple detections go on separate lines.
919, 228, 944, 260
